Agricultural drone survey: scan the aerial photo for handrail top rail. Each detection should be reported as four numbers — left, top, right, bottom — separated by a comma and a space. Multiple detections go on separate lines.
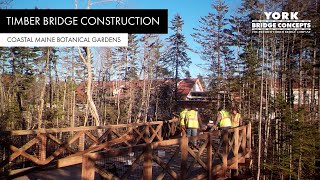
0, 118, 180, 136
228, 124, 249, 132
0, 120, 250, 136
86, 124, 251, 160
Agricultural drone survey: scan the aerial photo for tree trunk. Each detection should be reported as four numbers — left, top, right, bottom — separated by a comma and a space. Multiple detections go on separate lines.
78, 47, 100, 126
127, 82, 133, 124
299, 40, 303, 108
38, 47, 50, 129
175, 41, 179, 109
257, 31, 265, 180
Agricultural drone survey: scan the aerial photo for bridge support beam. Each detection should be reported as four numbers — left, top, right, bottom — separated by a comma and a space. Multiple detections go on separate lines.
231, 128, 239, 177
82, 153, 95, 180
246, 122, 252, 158
207, 133, 212, 179
143, 143, 152, 180
180, 136, 188, 179
222, 130, 228, 177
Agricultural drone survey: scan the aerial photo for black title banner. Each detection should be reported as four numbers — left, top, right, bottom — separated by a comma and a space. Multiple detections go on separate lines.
0, 9, 168, 34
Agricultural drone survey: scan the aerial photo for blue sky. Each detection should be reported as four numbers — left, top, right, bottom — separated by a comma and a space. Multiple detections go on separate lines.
11, 0, 242, 78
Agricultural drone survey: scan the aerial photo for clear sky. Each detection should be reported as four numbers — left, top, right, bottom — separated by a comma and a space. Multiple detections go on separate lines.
10, 0, 242, 78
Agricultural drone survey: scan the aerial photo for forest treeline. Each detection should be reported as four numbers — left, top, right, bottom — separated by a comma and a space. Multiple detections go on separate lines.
0, 0, 319, 179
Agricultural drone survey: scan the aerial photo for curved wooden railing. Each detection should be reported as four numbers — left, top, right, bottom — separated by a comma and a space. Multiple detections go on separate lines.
81, 123, 252, 180
0, 118, 180, 176
0, 119, 252, 179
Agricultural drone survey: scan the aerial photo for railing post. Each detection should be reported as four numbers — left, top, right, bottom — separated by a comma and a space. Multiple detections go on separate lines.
159, 123, 163, 141
146, 124, 150, 143
79, 131, 85, 151
240, 126, 247, 163
207, 133, 212, 179
170, 119, 177, 136
181, 136, 188, 179
143, 143, 152, 180
231, 128, 239, 177
222, 129, 228, 177
246, 122, 252, 158
39, 133, 46, 161
82, 153, 95, 180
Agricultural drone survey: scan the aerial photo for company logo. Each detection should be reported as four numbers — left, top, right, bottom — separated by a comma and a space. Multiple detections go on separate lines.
252, 12, 311, 34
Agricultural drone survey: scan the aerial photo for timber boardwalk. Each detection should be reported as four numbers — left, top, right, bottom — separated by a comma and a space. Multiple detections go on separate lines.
1, 119, 252, 179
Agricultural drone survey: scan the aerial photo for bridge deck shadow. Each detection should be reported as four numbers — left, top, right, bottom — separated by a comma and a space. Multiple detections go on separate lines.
12, 165, 84, 180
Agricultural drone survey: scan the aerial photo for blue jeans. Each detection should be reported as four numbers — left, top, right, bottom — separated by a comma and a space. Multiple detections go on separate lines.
187, 128, 198, 146
220, 127, 230, 133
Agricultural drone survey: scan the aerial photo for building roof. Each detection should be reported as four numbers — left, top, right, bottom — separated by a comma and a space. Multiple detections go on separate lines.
76, 78, 205, 102
177, 78, 204, 100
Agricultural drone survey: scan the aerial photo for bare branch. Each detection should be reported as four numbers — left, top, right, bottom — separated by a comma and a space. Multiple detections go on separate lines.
90, 0, 123, 6
78, 47, 87, 64
0, 0, 13, 8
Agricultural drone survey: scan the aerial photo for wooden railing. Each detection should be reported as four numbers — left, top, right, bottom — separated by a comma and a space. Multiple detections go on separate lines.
81, 123, 252, 180
0, 118, 180, 176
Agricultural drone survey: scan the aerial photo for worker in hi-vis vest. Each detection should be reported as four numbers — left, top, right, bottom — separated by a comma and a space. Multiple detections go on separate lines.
185, 106, 202, 147
213, 107, 231, 131
179, 107, 189, 136
231, 107, 243, 128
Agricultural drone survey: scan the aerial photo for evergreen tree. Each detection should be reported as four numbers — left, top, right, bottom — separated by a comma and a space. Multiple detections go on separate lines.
126, 34, 139, 80
192, 0, 229, 88
162, 14, 191, 103
0, 0, 12, 8
185, 70, 191, 79
192, 0, 229, 108
0, 47, 10, 73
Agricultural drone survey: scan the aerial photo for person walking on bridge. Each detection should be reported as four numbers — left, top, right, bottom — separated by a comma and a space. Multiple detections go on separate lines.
213, 107, 232, 132
186, 106, 202, 148
231, 107, 243, 128
179, 106, 189, 136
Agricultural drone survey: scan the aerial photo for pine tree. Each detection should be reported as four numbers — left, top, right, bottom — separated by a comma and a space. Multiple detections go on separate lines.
192, 0, 229, 107
126, 34, 139, 80
162, 14, 191, 105
0, 0, 12, 8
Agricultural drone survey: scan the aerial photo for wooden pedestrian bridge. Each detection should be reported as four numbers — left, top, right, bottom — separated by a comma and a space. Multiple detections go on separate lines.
0, 118, 252, 180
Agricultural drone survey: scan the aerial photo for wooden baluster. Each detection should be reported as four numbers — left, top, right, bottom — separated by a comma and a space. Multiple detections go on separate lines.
207, 133, 212, 179
146, 124, 150, 143
79, 131, 85, 151
82, 153, 95, 180
181, 136, 188, 179
168, 121, 170, 138
240, 127, 247, 163
172, 121, 177, 136
231, 128, 239, 177
39, 133, 46, 161
175, 120, 178, 135
159, 123, 163, 141
222, 130, 228, 177
246, 122, 252, 158
170, 121, 174, 136
143, 143, 152, 180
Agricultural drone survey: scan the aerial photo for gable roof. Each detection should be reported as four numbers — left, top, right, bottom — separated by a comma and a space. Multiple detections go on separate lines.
177, 78, 204, 100
76, 78, 205, 102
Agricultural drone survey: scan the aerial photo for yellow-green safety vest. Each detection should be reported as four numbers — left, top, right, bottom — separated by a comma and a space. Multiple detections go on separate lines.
232, 113, 241, 127
180, 109, 188, 126
186, 110, 199, 128
219, 110, 231, 127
